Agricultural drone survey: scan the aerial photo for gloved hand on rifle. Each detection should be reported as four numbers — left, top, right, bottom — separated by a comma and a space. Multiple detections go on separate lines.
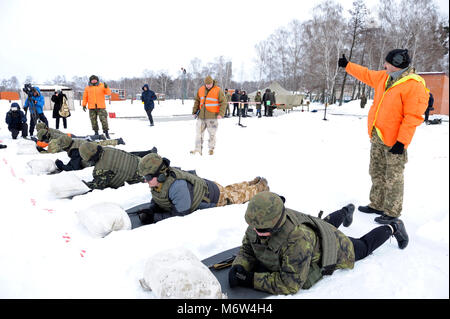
228, 265, 254, 288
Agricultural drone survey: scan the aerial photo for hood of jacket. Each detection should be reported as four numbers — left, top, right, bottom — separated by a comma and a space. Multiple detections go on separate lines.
142, 84, 150, 91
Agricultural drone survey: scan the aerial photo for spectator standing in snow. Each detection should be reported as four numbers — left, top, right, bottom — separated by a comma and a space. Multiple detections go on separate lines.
5, 102, 28, 139
141, 84, 157, 126
339, 49, 429, 224
240, 90, 249, 117
133, 153, 269, 224
254, 91, 262, 118
190, 76, 227, 156
262, 88, 272, 116
229, 192, 409, 295
224, 88, 232, 117
82, 75, 111, 138
24, 86, 48, 136
231, 89, 240, 116
424, 92, 434, 124
51, 90, 70, 129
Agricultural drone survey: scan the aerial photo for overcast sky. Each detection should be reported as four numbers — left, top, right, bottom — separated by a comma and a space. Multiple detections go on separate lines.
0, 0, 448, 84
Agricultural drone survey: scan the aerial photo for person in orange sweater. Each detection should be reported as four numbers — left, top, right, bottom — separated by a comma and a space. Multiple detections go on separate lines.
339, 49, 429, 224
82, 75, 112, 138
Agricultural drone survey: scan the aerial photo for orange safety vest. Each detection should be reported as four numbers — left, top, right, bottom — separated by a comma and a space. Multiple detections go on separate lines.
197, 86, 221, 113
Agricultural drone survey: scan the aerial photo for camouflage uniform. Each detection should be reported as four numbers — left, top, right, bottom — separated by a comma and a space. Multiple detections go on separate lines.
369, 128, 408, 217
194, 119, 218, 153
215, 177, 269, 207
234, 207, 355, 295
79, 143, 141, 190
89, 108, 109, 132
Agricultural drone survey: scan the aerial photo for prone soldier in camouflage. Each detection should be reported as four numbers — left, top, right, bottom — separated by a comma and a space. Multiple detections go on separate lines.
229, 192, 409, 295
79, 142, 142, 190
134, 153, 269, 224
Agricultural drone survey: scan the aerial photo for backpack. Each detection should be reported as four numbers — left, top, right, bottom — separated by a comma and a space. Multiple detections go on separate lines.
59, 96, 71, 118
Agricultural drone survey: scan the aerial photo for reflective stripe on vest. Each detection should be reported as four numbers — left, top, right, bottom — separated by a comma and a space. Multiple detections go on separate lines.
198, 86, 221, 113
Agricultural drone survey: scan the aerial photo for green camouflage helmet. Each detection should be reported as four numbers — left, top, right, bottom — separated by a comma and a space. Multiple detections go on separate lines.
37, 129, 49, 141
138, 153, 163, 177
36, 122, 48, 131
245, 191, 286, 229
57, 135, 73, 150
79, 142, 99, 161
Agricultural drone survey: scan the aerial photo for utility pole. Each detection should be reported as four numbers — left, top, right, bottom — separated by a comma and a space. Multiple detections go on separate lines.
181, 67, 187, 105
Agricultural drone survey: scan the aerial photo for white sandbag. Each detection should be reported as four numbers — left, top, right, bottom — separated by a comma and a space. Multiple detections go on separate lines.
140, 248, 225, 299
16, 140, 38, 155
27, 159, 58, 175
76, 202, 131, 238
50, 173, 91, 199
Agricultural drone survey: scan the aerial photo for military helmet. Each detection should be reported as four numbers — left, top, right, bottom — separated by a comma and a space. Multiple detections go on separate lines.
57, 134, 73, 150
245, 192, 286, 230
37, 129, 49, 141
79, 142, 99, 161
36, 122, 47, 131
138, 153, 164, 177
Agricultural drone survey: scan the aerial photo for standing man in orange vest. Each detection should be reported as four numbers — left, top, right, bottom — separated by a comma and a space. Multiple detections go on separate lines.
190, 76, 227, 155
82, 75, 112, 138
339, 49, 429, 224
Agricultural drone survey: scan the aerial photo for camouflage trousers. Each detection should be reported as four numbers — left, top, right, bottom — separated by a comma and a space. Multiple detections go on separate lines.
369, 131, 408, 217
215, 177, 269, 207
46, 138, 119, 154
89, 108, 109, 131
194, 119, 218, 152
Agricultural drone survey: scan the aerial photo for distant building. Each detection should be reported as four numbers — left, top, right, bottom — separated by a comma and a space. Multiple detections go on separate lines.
418, 72, 449, 115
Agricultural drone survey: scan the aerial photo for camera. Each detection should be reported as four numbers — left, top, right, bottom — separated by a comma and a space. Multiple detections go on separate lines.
23, 83, 34, 97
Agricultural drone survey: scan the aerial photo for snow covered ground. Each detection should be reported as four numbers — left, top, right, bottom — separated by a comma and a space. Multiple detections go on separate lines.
0, 98, 448, 299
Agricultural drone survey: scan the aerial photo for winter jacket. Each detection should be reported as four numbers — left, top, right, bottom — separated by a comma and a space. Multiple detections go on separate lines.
24, 87, 45, 114
254, 93, 262, 109
5, 109, 27, 130
51, 93, 68, 118
82, 83, 111, 109
345, 62, 429, 148
192, 81, 227, 119
141, 84, 157, 111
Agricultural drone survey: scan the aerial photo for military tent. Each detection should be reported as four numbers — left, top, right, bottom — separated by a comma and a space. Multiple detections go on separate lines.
248, 81, 304, 108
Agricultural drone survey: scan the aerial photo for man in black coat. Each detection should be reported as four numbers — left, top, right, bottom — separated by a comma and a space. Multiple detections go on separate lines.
141, 84, 157, 126
5, 102, 28, 139
231, 89, 240, 116
51, 90, 69, 129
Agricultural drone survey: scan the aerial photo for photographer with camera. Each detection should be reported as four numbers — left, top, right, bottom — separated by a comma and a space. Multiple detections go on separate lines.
23, 84, 48, 136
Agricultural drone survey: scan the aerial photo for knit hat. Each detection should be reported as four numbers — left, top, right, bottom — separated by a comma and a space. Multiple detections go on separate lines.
10, 102, 20, 111
385, 49, 410, 69
204, 76, 213, 85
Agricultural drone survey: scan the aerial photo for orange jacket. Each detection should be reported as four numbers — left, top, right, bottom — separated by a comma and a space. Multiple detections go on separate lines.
197, 85, 221, 113
82, 83, 111, 109
346, 62, 429, 148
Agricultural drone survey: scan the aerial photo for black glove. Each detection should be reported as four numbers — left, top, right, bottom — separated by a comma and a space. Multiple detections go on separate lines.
338, 54, 349, 68
104, 83, 108, 89
228, 265, 254, 288
389, 141, 404, 155
55, 159, 64, 170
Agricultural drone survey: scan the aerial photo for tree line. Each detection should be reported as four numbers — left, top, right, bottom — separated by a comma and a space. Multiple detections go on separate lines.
1, 0, 448, 105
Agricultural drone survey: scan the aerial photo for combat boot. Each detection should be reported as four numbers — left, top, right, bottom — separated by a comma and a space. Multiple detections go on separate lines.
94, 130, 99, 136
209, 149, 214, 155
190, 150, 202, 155
248, 177, 261, 186
117, 138, 125, 145
358, 205, 383, 215
390, 219, 409, 249
258, 177, 269, 192
375, 214, 398, 224
342, 204, 355, 227
103, 130, 110, 139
